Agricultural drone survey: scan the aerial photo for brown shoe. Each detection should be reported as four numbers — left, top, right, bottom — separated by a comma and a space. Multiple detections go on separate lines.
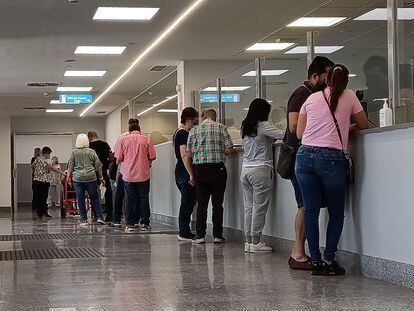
288, 256, 313, 271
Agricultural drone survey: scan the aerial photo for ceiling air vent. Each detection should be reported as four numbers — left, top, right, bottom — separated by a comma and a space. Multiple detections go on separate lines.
148, 65, 168, 72
26, 82, 61, 88
23, 107, 46, 110
266, 81, 289, 86
97, 111, 106, 114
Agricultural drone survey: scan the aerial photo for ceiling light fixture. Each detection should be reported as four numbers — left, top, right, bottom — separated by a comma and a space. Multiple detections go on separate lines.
246, 42, 295, 51
93, 7, 159, 21
285, 46, 345, 54
158, 109, 178, 113
202, 86, 251, 92
81, 0, 206, 117
46, 109, 74, 113
349, 74, 357, 77
242, 70, 289, 77
50, 99, 60, 104
355, 8, 414, 20
74, 46, 127, 55
137, 95, 178, 117
64, 71, 107, 77
57, 87, 93, 92
287, 17, 346, 27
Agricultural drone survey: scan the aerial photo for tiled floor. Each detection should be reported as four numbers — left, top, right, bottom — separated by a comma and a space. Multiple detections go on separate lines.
0, 207, 413, 311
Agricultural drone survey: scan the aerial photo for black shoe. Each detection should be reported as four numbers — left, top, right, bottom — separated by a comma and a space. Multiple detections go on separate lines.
311, 261, 326, 276
44, 214, 53, 219
322, 261, 346, 276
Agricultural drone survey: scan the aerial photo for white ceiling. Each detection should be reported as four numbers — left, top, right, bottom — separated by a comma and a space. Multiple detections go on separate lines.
0, 0, 402, 117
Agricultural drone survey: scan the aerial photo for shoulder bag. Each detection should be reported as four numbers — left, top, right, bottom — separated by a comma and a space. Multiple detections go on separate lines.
322, 92, 355, 184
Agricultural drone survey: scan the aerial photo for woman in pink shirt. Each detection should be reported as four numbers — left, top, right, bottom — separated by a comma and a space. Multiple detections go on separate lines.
295, 64, 368, 276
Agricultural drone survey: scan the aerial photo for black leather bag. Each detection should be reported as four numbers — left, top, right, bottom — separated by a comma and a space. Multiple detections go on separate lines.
276, 143, 296, 179
323, 92, 355, 184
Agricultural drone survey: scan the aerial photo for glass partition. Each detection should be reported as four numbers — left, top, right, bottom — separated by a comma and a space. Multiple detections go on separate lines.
133, 71, 178, 145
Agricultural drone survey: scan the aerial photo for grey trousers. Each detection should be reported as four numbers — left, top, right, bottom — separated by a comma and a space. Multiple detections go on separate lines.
241, 166, 274, 238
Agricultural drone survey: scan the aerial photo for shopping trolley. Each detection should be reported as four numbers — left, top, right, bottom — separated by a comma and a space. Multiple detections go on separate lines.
61, 178, 91, 218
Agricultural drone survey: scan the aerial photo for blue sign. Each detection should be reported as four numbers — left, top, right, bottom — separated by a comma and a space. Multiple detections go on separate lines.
59, 94, 93, 104
200, 93, 240, 103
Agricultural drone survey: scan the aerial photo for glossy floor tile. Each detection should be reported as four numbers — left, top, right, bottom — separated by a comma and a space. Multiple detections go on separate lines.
0, 206, 412, 311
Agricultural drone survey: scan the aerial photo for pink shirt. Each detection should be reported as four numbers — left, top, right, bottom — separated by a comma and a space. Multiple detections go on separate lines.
300, 89, 363, 150
115, 131, 156, 183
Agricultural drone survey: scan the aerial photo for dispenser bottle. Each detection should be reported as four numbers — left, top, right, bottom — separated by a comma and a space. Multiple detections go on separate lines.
379, 99, 392, 127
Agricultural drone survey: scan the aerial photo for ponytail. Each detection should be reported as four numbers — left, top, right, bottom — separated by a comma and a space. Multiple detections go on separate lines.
327, 64, 349, 112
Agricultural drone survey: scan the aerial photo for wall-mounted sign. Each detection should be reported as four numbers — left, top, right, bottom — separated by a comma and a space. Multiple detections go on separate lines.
59, 94, 93, 104
200, 93, 240, 103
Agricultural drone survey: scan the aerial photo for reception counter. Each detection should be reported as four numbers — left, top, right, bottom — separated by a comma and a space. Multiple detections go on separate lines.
150, 126, 414, 288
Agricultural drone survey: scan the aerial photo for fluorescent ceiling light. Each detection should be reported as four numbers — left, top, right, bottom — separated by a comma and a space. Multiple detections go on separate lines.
285, 46, 345, 54
354, 8, 414, 21
74, 46, 126, 55
246, 42, 295, 51
93, 7, 159, 21
268, 100, 274, 103
57, 87, 93, 92
244, 108, 249, 111
202, 86, 251, 92
64, 71, 107, 77
287, 17, 346, 27
50, 99, 60, 104
349, 74, 357, 77
81, 0, 206, 117
158, 109, 178, 113
137, 95, 178, 117
46, 109, 74, 113
242, 70, 289, 77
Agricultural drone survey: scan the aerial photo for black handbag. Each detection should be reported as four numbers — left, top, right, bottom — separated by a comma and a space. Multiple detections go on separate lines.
323, 92, 355, 184
276, 142, 296, 179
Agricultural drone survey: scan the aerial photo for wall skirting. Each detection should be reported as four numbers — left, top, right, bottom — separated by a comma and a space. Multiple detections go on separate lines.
152, 213, 414, 289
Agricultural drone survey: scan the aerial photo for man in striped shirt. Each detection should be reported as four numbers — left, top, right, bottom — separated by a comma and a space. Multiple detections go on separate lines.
187, 109, 234, 244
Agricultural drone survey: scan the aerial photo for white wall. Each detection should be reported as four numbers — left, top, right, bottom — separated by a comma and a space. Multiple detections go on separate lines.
0, 117, 11, 207
150, 127, 414, 266
105, 107, 123, 149
11, 117, 105, 138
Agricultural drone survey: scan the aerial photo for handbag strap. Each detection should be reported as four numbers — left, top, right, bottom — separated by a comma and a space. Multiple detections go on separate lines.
322, 91, 345, 153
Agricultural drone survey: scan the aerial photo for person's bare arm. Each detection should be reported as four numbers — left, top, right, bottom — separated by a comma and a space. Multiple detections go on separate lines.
350, 111, 369, 133
296, 114, 307, 140
180, 145, 195, 186
96, 169, 105, 187
288, 112, 300, 135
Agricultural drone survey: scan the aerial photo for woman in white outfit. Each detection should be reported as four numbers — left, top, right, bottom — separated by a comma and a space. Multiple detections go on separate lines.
241, 98, 284, 253
49, 156, 62, 207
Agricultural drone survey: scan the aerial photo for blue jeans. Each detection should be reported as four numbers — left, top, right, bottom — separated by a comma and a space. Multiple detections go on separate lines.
175, 169, 196, 236
295, 145, 347, 262
72, 181, 103, 221
124, 180, 151, 226
112, 176, 125, 224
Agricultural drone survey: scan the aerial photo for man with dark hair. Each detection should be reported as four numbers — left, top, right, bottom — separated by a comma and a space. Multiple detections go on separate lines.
115, 121, 156, 232
285, 56, 334, 270
174, 107, 199, 241
32, 146, 65, 219
88, 130, 114, 222
187, 108, 234, 244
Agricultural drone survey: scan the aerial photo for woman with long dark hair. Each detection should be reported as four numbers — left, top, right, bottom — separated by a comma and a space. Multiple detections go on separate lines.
296, 64, 368, 275
241, 98, 284, 253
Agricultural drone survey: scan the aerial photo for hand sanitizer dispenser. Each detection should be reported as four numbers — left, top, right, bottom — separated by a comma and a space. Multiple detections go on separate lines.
378, 99, 393, 127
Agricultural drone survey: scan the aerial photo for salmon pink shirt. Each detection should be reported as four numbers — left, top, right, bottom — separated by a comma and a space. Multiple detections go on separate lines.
115, 131, 156, 183
300, 88, 363, 150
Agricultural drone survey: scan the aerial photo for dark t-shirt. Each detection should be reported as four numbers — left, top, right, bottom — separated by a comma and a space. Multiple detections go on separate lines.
89, 140, 111, 171
284, 81, 316, 150
173, 128, 189, 178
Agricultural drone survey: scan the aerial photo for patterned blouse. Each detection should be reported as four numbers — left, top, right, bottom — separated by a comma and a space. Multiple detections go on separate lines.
32, 157, 52, 183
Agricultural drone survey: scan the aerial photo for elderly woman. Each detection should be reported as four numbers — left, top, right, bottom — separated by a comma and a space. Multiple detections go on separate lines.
67, 133, 106, 227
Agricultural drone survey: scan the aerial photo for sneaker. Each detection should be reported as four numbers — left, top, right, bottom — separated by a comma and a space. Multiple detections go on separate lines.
178, 233, 195, 242
44, 214, 53, 219
311, 261, 327, 276
244, 242, 251, 253
213, 237, 226, 244
250, 242, 273, 253
113, 223, 122, 228
96, 219, 106, 225
80, 220, 89, 228
322, 261, 346, 276
194, 237, 206, 244
134, 224, 141, 229
125, 226, 136, 233
141, 224, 151, 231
